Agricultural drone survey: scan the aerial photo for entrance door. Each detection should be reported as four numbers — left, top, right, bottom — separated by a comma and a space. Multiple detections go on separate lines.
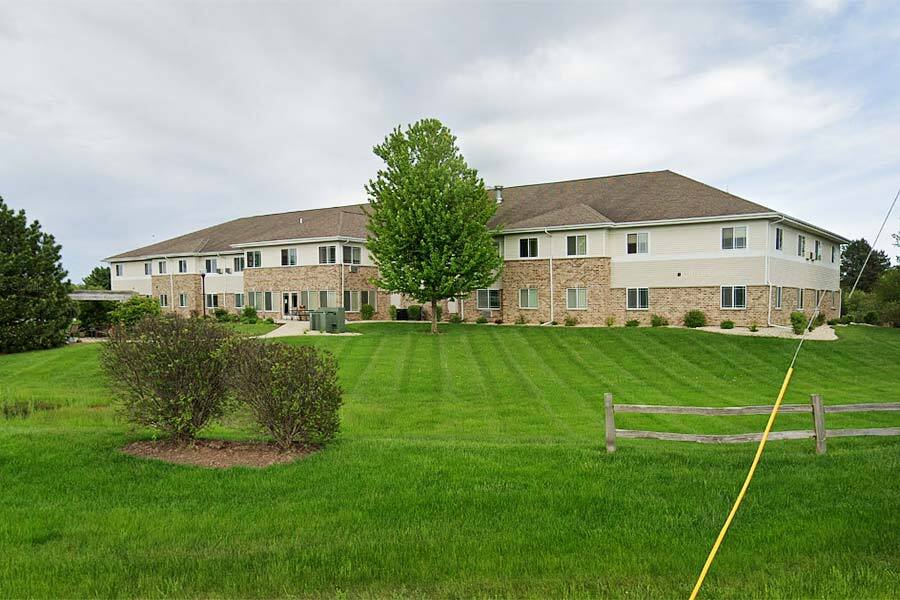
282, 293, 290, 316
290, 293, 299, 311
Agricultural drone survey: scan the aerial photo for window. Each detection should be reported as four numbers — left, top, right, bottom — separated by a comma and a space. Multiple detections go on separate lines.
518, 288, 538, 309
721, 285, 747, 309
144, 262, 151, 275
566, 235, 587, 256
178, 259, 187, 273
280, 248, 297, 266
342, 245, 361, 265
318, 245, 336, 264
814, 240, 822, 261
831, 290, 837, 308
566, 287, 587, 310
831, 245, 836, 263
798, 288, 804, 309
264, 291, 273, 311
205, 258, 218, 274
206, 294, 218, 308
361, 290, 377, 310
722, 226, 747, 250
476, 289, 501, 310
519, 238, 538, 258
159, 293, 168, 307
233, 256, 245, 272
178, 293, 188, 308
247, 291, 262, 309
816, 289, 823, 308
246, 251, 261, 268
495, 239, 504, 258
157, 260, 167, 275
114, 264, 123, 277
797, 235, 806, 257
318, 290, 337, 307
774, 286, 783, 310
343, 290, 361, 312
627, 232, 649, 254
234, 293, 244, 308
775, 227, 783, 251
626, 288, 649, 310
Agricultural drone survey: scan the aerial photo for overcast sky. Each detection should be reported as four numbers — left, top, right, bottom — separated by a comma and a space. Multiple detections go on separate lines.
2, 0, 899, 281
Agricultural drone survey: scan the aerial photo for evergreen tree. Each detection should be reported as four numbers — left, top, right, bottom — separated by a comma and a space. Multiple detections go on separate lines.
365, 119, 503, 333
0, 196, 75, 352
841, 238, 891, 292
82, 266, 111, 290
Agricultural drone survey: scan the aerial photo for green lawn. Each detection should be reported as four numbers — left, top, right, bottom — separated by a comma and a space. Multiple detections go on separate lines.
0, 324, 898, 598
223, 321, 280, 336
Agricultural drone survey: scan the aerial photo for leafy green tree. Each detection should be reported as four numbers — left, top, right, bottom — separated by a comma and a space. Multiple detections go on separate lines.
841, 238, 890, 292
874, 268, 900, 326
82, 266, 111, 290
0, 196, 75, 352
365, 119, 503, 333
109, 295, 161, 327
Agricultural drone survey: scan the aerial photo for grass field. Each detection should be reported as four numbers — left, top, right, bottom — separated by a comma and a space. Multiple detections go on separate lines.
222, 321, 280, 336
0, 324, 898, 598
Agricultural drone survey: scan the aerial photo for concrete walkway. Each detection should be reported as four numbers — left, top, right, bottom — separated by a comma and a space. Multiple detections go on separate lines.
258, 320, 359, 338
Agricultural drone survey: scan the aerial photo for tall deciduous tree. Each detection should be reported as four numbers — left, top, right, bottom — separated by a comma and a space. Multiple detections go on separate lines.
841, 238, 891, 292
0, 196, 75, 352
365, 119, 503, 333
82, 266, 111, 290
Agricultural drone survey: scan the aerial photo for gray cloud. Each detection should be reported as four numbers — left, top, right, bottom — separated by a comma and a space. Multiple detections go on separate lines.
1, 0, 898, 280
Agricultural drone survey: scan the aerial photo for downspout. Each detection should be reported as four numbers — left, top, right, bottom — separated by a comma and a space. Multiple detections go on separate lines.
544, 229, 554, 323
766, 216, 787, 328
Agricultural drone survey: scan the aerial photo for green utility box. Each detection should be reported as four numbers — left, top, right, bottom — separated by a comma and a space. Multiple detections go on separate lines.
310, 308, 346, 333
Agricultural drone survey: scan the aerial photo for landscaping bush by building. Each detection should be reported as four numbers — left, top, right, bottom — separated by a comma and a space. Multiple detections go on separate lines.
240, 306, 258, 324
227, 340, 342, 449
101, 315, 234, 442
449, 314, 463, 324
109, 295, 161, 328
605, 316, 615, 327
650, 314, 668, 327
625, 319, 639, 327
683, 310, 706, 328
564, 316, 578, 327
389, 305, 397, 320
407, 305, 422, 321
475, 315, 487, 324
720, 320, 735, 329
360, 303, 375, 320
790, 311, 807, 335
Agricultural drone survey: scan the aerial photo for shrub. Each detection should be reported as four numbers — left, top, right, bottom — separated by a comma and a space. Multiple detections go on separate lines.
790, 311, 807, 335
720, 320, 735, 329
749, 323, 759, 332
515, 315, 526, 325
240, 306, 258, 324
449, 313, 462, 324
840, 315, 852, 325
811, 313, 826, 330
494, 319, 503, 325
407, 305, 421, 321
213, 307, 230, 322
389, 305, 397, 320
109, 295, 161, 328
101, 315, 234, 442
360, 303, 375, 320
625, 319, 639, 327
564, 316, 578, 327
881, 302, 900, 327
475, 315, 487, 324
650, 314, 669, 327
605, 316, 615, 327
827, 318, 839, 326
265, 317, 275, 324
683, 310, 706, 328
227, 340, 342, 449
864, 311, 879, 325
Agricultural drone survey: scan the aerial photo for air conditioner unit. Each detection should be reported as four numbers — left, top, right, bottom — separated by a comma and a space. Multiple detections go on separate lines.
349, 265, 359, 273
808, 252, 815, 261
225, 268, 232, 274
216, 268, 223, 274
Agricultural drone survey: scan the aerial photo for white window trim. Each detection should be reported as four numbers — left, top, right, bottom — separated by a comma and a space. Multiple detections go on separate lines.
774, 286, 783, 310
318, 245, 337, 265
720, 285, 747, 310
280, 248, 298, 267
626, 232, 650, 255
798, 288, 805, 309
159, 293, 168, 307
775, 227, 783, 252
721, 226, 748, 251
234, 293, 244, 309
626, 287, 649, 310
518, 287, 539, 309
246, 251, 262, 268
565, 234, 588, 257
518, 237, 539, 259
476, 288, 501, 310
566, 287, 588, 310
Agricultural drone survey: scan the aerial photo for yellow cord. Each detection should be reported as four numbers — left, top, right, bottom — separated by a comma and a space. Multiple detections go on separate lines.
688, 367, 795, 600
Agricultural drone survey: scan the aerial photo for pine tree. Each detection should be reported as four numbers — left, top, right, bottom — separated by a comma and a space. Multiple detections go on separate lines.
841, 238, 891, 292
0, 196, 75, 352
365, 119, 503, 334
82, 266, 111, 290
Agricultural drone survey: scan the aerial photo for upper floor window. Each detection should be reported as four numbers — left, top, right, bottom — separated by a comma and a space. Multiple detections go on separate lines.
205, 258, 218, 273
246, 251, 261, 268
814, 240, 822, 261
775, 227, 783, 251
178, 259, 188, 273
157, 260, 167, 275
721, 285, 747, 309
281, 248, 297, 266
518, 288, 538, 309
626, 232, 648, 254
319, 245, 337, 264
721, 226, 747, 250
519, 238, 538, 258
566, 287, 587, 310
566, 235, 587, 256
143, 262, 151, 275
626, 287, 649, 310
476, 289, 501, 310
797, 235, 806, 257
233, 256, 245, 272
495, 239, 504, 258
115, 264, 123, 277
342, 245, 361, 265
831, 245, 836, 263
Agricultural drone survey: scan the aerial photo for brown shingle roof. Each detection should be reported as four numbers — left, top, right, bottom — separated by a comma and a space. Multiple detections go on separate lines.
107, 170, 788, 261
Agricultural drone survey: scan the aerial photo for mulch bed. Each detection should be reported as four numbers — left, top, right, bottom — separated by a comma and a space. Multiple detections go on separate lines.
121, 439, 316, 468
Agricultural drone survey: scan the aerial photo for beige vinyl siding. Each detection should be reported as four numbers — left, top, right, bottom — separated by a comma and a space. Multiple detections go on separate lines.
110, 260, 153, 295
608, 220, 768, 258
502, 229, 607, 260
611, 256, 765, 288
768, 257, 840, 290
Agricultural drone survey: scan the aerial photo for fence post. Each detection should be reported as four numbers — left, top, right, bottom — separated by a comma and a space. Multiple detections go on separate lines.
810, 394, 827, 455
604, 393, 616, 453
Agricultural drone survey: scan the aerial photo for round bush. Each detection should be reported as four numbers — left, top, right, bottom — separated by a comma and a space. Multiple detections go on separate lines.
720, 320, 735, 329
683, 310, 707, 328
360, 303, 375, 320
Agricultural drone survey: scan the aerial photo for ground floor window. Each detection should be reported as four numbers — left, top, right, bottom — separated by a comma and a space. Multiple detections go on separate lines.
344, 290, 360, 312
476, 289, 501, 310
178, 293, 188, 308
721, 285, 746, 309
159, 293, 168, 308
816, 289, 824, 308
774, 286, 782, 309
566, 287, 587, 310
832, 290, 837, 308
206, 294, 218, 309
361, 290, 377, 310
264, 291, 273, 311
234, 293, 244, 308
247, 291, 262, 309
798, 288, 804, 309
626, 287, 649, 310
518, 288, 538, 309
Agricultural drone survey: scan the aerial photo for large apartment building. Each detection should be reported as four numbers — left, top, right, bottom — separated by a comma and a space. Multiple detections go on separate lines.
107, 170, 847, 327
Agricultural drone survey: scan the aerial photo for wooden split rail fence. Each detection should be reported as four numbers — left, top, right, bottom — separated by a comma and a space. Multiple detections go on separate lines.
603, 393, 900, 454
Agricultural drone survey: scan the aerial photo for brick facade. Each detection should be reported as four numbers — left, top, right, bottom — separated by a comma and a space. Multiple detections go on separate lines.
151, 274, 203, 316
